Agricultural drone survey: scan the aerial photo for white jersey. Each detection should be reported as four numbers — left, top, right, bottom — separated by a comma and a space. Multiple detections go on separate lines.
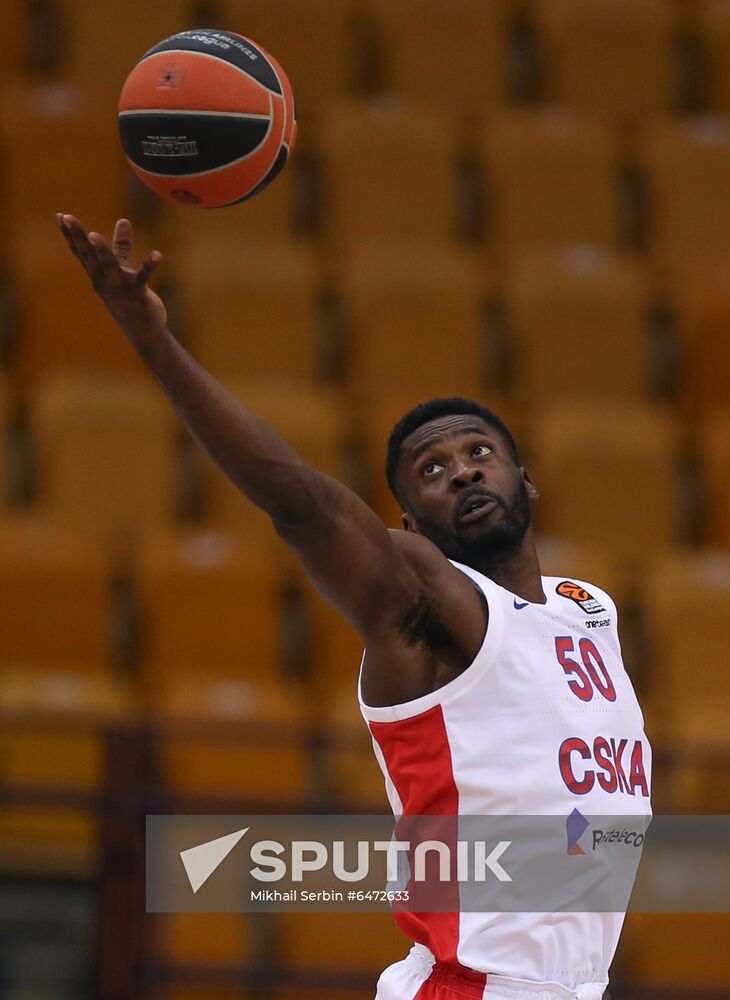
358, 562, 652, 995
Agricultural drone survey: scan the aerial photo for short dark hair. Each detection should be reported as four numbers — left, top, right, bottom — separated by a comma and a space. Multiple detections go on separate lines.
385, 397, 520, 507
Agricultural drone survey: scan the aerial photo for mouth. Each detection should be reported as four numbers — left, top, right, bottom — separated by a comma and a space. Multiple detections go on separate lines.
457, 494, 499, 525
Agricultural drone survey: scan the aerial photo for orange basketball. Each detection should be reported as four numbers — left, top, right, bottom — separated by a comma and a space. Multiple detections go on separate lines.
118, 28, 296, 208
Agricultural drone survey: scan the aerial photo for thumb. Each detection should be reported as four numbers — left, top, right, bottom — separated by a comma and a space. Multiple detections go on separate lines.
134, 250, 162, 287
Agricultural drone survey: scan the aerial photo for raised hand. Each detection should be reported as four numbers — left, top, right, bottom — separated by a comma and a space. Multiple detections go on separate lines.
57, 214, 167, 349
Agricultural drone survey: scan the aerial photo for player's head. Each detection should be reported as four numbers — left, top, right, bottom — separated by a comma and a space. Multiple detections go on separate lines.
386, 397, 538, 565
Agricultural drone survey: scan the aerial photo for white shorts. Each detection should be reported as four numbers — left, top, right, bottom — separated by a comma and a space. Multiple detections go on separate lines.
375, 944, 606, 1000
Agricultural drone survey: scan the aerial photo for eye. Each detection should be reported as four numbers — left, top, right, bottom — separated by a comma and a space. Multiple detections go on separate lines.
422, 461, 444, 477
472, 443, 491, 457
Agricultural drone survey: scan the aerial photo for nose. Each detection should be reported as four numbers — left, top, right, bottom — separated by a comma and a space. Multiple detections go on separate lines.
450, 463, 484, 490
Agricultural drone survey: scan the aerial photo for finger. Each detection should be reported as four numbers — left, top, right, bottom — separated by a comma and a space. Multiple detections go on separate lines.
57, 213, 79, 256
134, 250, 162, 287
112, 218, 134, 267
88, 230, 124, 278
60, 214, 104, 284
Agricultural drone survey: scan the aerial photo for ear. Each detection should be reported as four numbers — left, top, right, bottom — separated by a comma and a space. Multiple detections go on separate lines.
521, 466, 539, 500
401, 510, 421, 533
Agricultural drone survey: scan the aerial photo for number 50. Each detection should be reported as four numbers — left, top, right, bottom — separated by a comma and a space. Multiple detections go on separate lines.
554, 636, 616, 702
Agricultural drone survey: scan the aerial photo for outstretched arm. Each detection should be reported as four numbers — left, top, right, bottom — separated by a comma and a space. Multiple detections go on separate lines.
56, 215, 483, 673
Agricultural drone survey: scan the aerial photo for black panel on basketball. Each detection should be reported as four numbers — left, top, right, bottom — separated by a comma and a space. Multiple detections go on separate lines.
235, 144, 290, 204
140, 29, 283, 94
119, 113, 270, 175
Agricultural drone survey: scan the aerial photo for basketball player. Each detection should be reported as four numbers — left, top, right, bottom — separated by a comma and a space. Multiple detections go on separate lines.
57, 214, 651, 1000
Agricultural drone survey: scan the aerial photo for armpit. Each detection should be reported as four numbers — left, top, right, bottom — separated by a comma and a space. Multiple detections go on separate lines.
397, 591, 454, 651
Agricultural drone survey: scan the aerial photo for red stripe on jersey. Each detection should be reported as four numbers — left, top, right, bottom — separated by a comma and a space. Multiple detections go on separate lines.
369, 704, 471, 970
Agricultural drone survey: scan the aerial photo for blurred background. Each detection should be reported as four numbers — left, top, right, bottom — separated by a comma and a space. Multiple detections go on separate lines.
0, 0, 729, 997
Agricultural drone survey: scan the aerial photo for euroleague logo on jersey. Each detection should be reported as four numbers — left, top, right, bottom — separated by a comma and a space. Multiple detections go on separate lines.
556, 581, 606, 615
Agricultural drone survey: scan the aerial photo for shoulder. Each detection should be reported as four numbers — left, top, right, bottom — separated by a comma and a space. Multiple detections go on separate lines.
362, 531, 491, 706
388, 528, 450, 577
387, 527, 440, 559
388, 529, 484, 597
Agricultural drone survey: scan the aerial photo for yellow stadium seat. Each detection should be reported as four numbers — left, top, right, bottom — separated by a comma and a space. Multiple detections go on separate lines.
160, 991, 247, 1000
0, 515, 111, 668
622, 913, 730, 988
642, 117, 730, 270
275, 911, 407, 973
159, 984, 376, 1000
0, 806, 99, 876
151, 674, 314, 802
174, 238, 323, 384
13, 224, 143, 380
0, 513, 129, 873
322, 683, 390, 810
480, 109, 619, 257
31, 373, 178, 538
153, 911, 250, 967
0, 84, 127, 236
0, 374, 11, 501
319, 100, 460, 249
701, 409, 730, 549
162, 994, 247, 1000
356, 394, 413, 529
270, 993, 375, 1000
0, 722, 103, 793
218, 0, 357, 117
504, 247, 652, 404
341, 245, 486, 401
0, 1, 25, 83
644, 549, 730, 750
305, 583, 364, 696
0, 673, 131, 865
372, 0, 511, 115
137, 529, 289, 684
200, 377, 350, 537
533, 0, 677, 123
535, 537, 633, 611
56, 0, 189, 99
700, 0, 730, 115
528, 402, 680, 558
673, 259, 730, 419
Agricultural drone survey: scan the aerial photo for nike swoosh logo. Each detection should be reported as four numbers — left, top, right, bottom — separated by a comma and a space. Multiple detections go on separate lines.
513, 599, 529, 609
180, 827, 249, 893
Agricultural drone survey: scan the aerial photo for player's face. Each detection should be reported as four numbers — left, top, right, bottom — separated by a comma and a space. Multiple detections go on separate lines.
398, 415, 536, 564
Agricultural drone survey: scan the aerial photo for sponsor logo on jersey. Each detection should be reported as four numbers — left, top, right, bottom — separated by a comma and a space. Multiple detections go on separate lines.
513, 599, 529, 610
559, 735, 650, 798
565, 809, 646, 855
566, 808, 590, 855
585, 618, 611, 629
556, 581, 606, 615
